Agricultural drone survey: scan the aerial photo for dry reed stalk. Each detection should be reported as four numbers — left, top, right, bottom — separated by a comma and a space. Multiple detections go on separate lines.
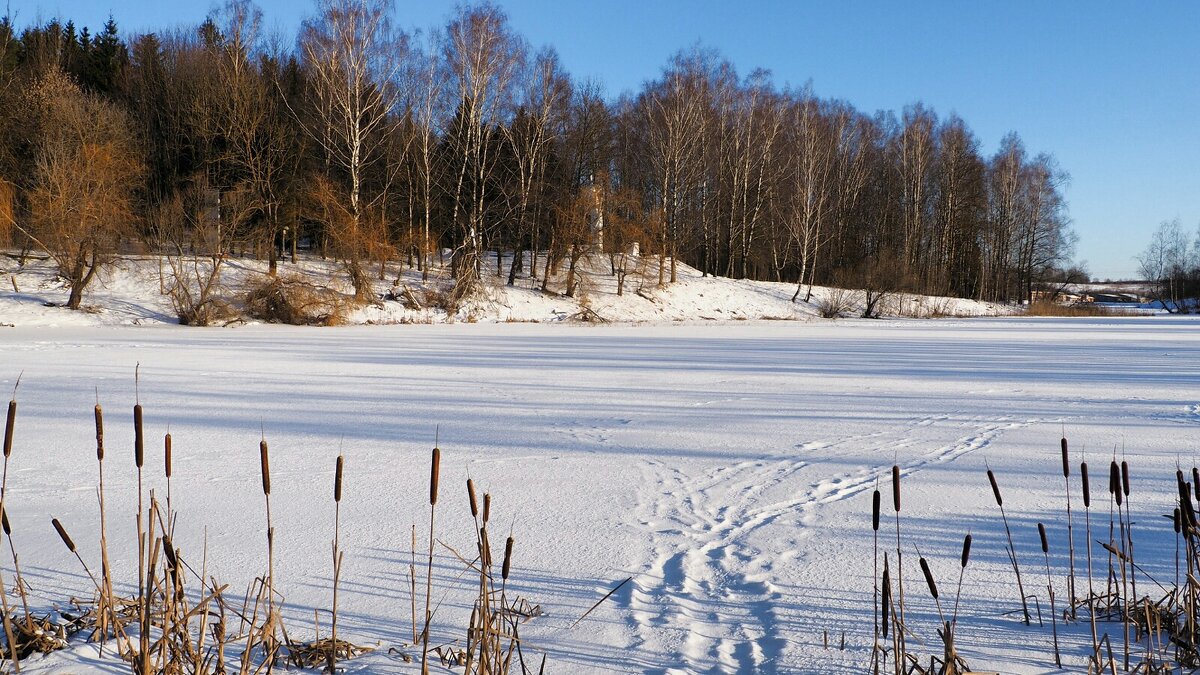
952, 533, 970, 626
987, 467, 1030, 624
1082, 460, 1099, 662
133, 383, 148, 675
94, 401, 120, 655
51, 517, 101, 592
1039, 522, 1061, 668
1062, 436, 1077, 616
1121, 460, 1137, 607
1111, 460, 1129, 672
872, 485, 881, 666
891, 464, 906, 660
0, 391, 18, 671
164, 432, 172, 524
259, 437, 279, 669
422, 445, 440, 675
329, 454, 344, 674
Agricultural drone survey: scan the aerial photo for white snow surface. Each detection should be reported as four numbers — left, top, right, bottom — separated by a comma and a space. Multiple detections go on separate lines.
0, 315, 1199, 673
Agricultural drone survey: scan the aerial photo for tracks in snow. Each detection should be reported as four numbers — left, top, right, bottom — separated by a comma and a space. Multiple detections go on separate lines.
625, 414, 1029, 674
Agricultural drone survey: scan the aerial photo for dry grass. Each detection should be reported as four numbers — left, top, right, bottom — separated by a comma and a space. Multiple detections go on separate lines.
244, 273, 351, 326
1025, 300, 1115, 317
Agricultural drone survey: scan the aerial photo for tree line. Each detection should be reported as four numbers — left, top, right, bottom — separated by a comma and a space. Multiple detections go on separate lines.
0, 0, 1077, 313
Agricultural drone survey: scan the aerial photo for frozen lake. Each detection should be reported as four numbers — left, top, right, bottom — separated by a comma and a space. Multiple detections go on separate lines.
3, 316, 1199, 673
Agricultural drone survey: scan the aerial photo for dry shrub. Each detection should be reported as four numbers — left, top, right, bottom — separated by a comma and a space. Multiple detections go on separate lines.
244, 273, 349, 326
1026, 300, 1114, 317
817, 287, 856, 318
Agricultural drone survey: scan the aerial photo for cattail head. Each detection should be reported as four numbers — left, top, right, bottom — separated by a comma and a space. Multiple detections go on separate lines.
502, 536, 514, 581
872, 489, 880, 532
259, 440, 270, 496
429, 447, 440, 506
1175, 507, 1182, 534
919, 556, 938, 599
1081, 462, 1090, 507
961, 534, 972, 568
1192, 467, 1199, 504
1109, 461, 1119, 497
3, 399, 14, 458
483, 493, 491, 524
467, 478, 478, 518
94, 404, 104, 462
1060, 437, 1068, 478
1121, 460, 1130, 497
133, 404, 144, 469
881, 563, 891, 638
1, 506, 9, 537
162, 535, 178, 569
891, 465, 900, 512
1038, 522, 1048, 554
334, 454, 344, 503
52, 518, 75, 553
987, 469, 1003, 507
164, 433, 172, 479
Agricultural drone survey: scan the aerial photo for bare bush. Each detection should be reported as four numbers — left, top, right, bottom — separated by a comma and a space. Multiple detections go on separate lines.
816, 287, 855, 318
244, 273, 349, 325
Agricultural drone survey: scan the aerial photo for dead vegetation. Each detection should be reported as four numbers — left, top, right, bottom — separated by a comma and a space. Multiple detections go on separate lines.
1025, 299, 1116, 317
243, 273, 351, 326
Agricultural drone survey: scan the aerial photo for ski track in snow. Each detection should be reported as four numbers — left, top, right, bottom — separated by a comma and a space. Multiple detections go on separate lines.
626, 414, 1029, 674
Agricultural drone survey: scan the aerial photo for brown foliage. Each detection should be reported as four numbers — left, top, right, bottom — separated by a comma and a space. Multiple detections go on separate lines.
243, 272, 349, 325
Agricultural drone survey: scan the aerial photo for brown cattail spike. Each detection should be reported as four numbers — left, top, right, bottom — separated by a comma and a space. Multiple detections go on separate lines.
429, 447, 440, 506
3, 399, 14, 458
483, 493, 491, 524
1175, 508, 1182, 534
1081, 462, 1090, 508
94, 404, 104, 461
1, 507, 9, 537
1111, 461, 1122, 506
961, 534, 972, 568
133, 404, 144, 468
919, 556, 938, 599
502, 536, 514, 581
52, 518, 75, 553
987, 469, 1003, 506
872, 489, 880, 531
881, 566, 891, 638
1060, 437, 1068, 478
164, 433, 172, 478
1192, 467, 1199, 504
1121, 460, 1130, 497
1038, 522, 1049, 553
891, 465, 900, 512
259, 440, 271, 496
467, 478, 478, 518
334, 455, 344, 503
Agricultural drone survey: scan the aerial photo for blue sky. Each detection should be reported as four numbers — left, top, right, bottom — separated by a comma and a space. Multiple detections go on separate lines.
20, 1, 1200, 280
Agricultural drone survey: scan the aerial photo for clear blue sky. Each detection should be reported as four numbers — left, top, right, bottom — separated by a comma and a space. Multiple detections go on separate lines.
20, 1, 1200, 280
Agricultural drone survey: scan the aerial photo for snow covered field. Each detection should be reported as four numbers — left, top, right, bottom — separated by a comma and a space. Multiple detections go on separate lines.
2, 316, 1199, 673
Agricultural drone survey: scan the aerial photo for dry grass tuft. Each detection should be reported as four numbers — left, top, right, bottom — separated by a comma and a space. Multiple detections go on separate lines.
244, 273, 351, 326
1025, 300, 1115, 317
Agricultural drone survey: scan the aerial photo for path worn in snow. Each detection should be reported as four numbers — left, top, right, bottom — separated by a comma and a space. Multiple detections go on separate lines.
1, 316, 1199, 673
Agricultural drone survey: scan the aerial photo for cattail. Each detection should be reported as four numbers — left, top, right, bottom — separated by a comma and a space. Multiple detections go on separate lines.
429, 447, 440, 506
1, 506, 9, 536
1174, 507, 1182, 534
1038, 522, 1049, 553
1081, 462, 1090, 507
920, 557, 938, 599
133, 404, 144, 468
2, 399, 14, 458
334, 455, 344, 503
467, 478, 478, 518
1120, 460, 1130, 497
961, 534, 972, 568
483, 493, 491, 524
94, 404, 104, 461
872, 489, 881, 531
1192, 467, 1199, 504
502, 536, 514, 581
1109, 461, 1120, 506
881, 565, 891, 638
52, 518, 75, 553
259, 440, 270, 496
987, 469, 1002, 506
164, 433, 172, 478
1060, 437, 1069, 478
891, 465, 900, 512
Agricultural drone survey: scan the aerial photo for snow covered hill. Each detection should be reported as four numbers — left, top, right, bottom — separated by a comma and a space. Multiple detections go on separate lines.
0, 252, 1013, 328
